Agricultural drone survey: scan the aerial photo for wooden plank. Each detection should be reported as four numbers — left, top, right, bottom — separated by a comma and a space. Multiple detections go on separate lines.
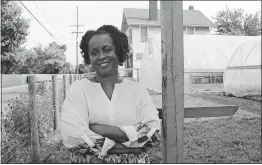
227, 65, 261, 70
157, 105, 238, 119
160, 1, 184, 163
28, 75, 40, 163
52, 75, 59, 131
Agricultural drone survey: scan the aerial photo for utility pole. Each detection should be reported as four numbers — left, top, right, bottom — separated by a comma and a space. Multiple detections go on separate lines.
70, 6, 85, 74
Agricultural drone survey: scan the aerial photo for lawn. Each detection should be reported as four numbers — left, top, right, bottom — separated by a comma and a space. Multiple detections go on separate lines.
40, 92, 261, 164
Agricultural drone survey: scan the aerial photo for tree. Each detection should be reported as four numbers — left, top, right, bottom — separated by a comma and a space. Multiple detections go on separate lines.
60, 62, 74, 74
31, 42, 67, 74
213, 6, 261, 36
75, 64, 91, 74
1, 1, 31, 73
8, 42, 67, 74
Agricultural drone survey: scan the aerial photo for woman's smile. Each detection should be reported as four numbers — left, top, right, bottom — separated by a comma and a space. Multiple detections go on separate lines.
99, 62, 109, 67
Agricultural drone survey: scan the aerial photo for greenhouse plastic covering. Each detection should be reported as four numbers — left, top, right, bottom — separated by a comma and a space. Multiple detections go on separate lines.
140, 34, 260, 93
224, 38, 261, 97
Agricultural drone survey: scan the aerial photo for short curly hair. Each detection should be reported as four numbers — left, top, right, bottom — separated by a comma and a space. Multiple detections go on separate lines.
80, 25, 130, 66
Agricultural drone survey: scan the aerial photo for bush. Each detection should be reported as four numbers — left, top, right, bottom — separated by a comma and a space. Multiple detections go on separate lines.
2, 95, 31, 163
1, 82, 59, 163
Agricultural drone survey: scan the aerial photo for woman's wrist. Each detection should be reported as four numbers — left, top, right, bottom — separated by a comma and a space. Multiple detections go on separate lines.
89, 123, 129, 143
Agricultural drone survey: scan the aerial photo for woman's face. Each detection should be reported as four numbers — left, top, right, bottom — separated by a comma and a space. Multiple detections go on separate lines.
88, 34, 119, 76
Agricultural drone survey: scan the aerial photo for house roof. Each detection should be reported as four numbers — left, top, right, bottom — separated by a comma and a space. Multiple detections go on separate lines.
121, 8, 216, 32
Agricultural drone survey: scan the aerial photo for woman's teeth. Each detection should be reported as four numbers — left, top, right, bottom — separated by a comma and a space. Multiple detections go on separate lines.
100, 63, 108, 67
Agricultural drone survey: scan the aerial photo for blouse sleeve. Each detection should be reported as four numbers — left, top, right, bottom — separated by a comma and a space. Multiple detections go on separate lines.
60, 82, 107, 151
120, 84, 160, 148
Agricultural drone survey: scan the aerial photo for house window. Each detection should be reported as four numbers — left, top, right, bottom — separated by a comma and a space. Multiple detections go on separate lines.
136, 52, 143, 60
128, 28, 132, 44
140, 26, 148, 42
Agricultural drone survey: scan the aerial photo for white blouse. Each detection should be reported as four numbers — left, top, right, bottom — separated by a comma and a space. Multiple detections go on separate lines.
60, 78, 160, 156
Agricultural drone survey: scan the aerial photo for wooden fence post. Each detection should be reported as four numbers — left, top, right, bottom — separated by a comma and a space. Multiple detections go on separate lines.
63, 75, 67, 100
160, 1, 184, 163
214, 72, 217, 84
137, 69, 139, 82
28, 75, 40, 163
70, 75, 73, 84
52, 75, 59, 131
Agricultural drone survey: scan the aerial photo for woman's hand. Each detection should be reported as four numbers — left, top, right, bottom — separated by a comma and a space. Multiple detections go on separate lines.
89, 123, 129, 143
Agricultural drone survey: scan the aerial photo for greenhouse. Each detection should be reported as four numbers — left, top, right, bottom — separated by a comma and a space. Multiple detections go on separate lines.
224, 38, 261, 98
140, 34, 259, 93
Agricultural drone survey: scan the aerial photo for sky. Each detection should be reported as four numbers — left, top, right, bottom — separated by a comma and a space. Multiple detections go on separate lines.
18, 1, 261, 66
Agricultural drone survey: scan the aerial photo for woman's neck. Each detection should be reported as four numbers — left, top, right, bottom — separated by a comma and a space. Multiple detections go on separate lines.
95, 73, 119, 86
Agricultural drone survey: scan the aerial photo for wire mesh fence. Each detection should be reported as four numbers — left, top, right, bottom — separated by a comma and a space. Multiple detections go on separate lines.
1, 74, 81, 163
35, 81, 55, 149
1, 94, 31, 163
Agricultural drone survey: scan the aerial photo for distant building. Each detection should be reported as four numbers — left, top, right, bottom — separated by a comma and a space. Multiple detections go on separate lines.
121, 4, 216, 73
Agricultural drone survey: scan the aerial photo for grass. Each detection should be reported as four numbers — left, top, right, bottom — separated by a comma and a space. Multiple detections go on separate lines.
183, 116, 261, 163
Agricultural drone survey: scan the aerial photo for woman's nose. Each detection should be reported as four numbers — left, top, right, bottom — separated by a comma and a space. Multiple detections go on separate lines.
97, 51, 106, 59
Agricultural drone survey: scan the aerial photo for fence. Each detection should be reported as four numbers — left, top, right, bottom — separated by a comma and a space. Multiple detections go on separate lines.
1, 74, 87, 163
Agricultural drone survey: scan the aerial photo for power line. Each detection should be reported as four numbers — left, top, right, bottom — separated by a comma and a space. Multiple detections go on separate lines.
32, 1, 49, 22
19, 1, 61, 44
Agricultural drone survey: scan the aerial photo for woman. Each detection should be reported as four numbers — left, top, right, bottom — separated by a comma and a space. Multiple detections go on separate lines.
60, 25, 160, 163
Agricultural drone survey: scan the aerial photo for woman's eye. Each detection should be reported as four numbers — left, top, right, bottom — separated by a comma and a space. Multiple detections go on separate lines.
104, 48, 111, 53
91, 51, 98, 56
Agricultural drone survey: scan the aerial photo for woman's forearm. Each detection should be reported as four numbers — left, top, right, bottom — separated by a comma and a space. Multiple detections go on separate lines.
89, 124, 129, 143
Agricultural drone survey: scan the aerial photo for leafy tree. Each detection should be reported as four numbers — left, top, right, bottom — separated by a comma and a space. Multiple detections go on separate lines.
76, 64, 91, 74
60, 62, 75, 74
213, 6, 261, 36
30, 42, 67, 74
1, 1, 31, 73
9, 42, 67, 74
38, 42, 67, 74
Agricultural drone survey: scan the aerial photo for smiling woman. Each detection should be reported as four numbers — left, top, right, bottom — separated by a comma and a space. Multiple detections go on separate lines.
60, 25, 161, 163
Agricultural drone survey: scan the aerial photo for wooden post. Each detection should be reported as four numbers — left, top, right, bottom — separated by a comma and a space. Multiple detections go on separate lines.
214, 72, 216, 84
28, 75, 40, 163
137, 69, 139, 82
52, 75, 59, 131
63, 75, 67, 100
209, 72, 211, 84
160, 1, 184, 163
70, 75, 73, 84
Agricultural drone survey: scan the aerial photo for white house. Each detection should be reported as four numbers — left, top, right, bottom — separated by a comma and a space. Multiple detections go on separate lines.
120, 2, 216, 79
